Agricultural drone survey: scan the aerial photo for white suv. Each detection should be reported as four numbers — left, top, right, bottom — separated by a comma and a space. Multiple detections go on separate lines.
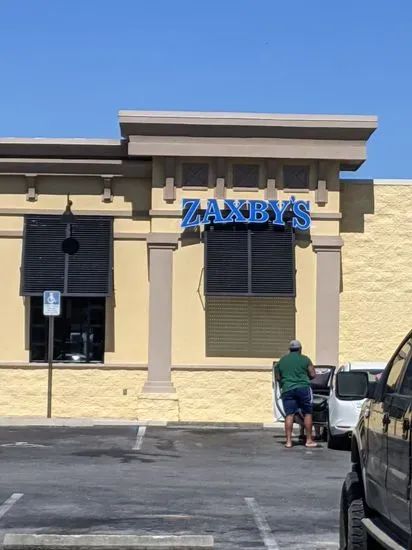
327, 361, 386, 449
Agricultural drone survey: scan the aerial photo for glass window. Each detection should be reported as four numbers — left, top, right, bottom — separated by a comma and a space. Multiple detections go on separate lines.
30, 297, 106, 363
233, 164, 260, 188
182, 163, 209, 187
283, 165, 310, 189
399, 356, 412, 396
386, 339, 412, 392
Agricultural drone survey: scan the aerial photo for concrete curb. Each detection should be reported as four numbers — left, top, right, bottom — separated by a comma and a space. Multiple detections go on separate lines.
0, 417, 285, 430
3, 534, 214, 549
166, 421, 283, 431
0, 418, 166, 428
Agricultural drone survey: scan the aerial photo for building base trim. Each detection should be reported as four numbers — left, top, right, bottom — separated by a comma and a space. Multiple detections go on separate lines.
0, 362, 276, 371
0, 362, 148, 370
172, 364, 273, 371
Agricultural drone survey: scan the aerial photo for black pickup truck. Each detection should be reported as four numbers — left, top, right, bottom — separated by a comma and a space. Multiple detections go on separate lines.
339, 329, 412, 550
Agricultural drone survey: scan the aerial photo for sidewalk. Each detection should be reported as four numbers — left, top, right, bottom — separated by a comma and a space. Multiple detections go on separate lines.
0, 416, 284, 429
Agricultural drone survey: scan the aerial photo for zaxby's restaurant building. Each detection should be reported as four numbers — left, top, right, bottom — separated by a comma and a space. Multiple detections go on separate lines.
0, 110, 410, 422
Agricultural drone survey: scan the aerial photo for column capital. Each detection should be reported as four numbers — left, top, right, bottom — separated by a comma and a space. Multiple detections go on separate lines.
312, 235, 344, 252
146, 233, 179, 250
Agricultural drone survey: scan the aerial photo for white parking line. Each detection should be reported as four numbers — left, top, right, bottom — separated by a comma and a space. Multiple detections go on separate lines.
245, 497, 280, 550
1, 441, 48, 448
292, 545, 338, 549
133, 514, 191, 519
292, 543, 338, 549
0, 493, 24, 519
133, 426, 146, 451
275, 533, 339, 549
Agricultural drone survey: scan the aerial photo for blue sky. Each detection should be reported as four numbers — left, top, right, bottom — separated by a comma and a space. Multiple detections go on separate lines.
0, 0, 410, 178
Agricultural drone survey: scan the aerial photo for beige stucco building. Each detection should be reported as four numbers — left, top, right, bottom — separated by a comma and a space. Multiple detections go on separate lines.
0, 110, 409, 423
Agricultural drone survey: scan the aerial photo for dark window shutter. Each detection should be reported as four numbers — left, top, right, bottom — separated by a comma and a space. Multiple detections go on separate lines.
204, 228, 248, 294
21, 215, 113, 297
205, 224, 295, 296
67, 217, 113, 295
21, 216, 66, 295
249, 297, 295, 357
205, 297, 250, 357
251, 225, 295, 296
206, 296, 295, 358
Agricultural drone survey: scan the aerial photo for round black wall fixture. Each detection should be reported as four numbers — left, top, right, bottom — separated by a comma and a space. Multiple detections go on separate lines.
62, 237, 80, 255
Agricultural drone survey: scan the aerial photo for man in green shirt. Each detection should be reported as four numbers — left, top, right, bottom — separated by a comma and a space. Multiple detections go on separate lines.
275, 340, 317, 448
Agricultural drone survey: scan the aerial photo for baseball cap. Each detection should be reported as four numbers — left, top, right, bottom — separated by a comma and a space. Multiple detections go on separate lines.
289, 339, 302, 351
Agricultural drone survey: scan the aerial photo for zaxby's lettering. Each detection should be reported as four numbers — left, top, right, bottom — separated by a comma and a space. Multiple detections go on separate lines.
181, 198, 311, 230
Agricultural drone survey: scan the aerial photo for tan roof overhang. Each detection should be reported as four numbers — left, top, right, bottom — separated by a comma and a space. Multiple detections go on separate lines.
0, 138, 151, 177
0, 111, 378, 174
119, 110, 378, 171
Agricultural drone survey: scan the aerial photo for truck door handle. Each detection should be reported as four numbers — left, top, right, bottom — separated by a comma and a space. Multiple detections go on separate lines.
382, 413, 390, 432
402, 418, 410, 440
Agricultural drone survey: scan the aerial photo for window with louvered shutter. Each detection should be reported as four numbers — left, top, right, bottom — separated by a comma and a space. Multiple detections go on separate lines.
21, 216, 66, 295
21, 215, 113, 297
206, 296, 295, 358
204, 223, 295, 297
204, 227, 248, 294
66, 217, 113, 295
250, 224, 294, 296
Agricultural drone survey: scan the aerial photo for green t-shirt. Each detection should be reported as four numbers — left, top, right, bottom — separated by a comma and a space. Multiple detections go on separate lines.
275, 352, 312, 394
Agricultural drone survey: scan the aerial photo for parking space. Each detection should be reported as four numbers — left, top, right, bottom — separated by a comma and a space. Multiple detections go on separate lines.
0, 426, 349, 549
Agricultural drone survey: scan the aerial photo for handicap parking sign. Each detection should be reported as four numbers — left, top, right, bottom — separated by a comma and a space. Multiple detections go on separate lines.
43, 291, 61, 316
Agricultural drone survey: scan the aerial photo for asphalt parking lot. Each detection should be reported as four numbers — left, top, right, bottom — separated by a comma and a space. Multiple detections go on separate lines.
0, 425, 350, 549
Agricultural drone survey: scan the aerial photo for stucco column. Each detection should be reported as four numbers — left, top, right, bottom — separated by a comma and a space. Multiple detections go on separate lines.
312, 236, 344, 367
143, 234, 179, 393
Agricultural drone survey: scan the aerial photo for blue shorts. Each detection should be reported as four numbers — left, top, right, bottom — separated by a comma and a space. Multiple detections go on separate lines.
282, 387, 313, 416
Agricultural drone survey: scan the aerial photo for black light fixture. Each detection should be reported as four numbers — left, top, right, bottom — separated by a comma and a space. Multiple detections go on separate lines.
61, 194, 76, 224
61, 194, 80, 255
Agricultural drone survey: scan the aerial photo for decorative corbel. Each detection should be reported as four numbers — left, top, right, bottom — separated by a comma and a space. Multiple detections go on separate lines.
265, 160, 277, 200
315, 161, 329, 205
101, 176, 114, 203
25, 174, 38, 202
214, 158, 226, 199
163, 157, 176, 202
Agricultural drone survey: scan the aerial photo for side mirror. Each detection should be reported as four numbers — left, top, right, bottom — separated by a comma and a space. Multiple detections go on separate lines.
336, 371, 369, 400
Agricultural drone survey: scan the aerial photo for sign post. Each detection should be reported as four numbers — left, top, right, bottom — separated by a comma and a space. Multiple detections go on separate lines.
43, 291, 61, 418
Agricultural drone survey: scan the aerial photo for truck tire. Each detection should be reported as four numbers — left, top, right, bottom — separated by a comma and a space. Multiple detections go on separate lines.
339, 471, 381, 550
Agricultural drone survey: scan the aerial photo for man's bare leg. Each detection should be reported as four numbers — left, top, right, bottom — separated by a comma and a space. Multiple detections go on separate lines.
304, 414, 316, 446
285, 415, 294, 447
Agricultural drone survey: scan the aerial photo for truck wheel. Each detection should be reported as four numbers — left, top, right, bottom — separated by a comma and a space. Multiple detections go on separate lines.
339, 472, 381, 550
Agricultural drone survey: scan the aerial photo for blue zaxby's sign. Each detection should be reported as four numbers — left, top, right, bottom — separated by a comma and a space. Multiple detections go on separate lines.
181, 197, 311, 231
